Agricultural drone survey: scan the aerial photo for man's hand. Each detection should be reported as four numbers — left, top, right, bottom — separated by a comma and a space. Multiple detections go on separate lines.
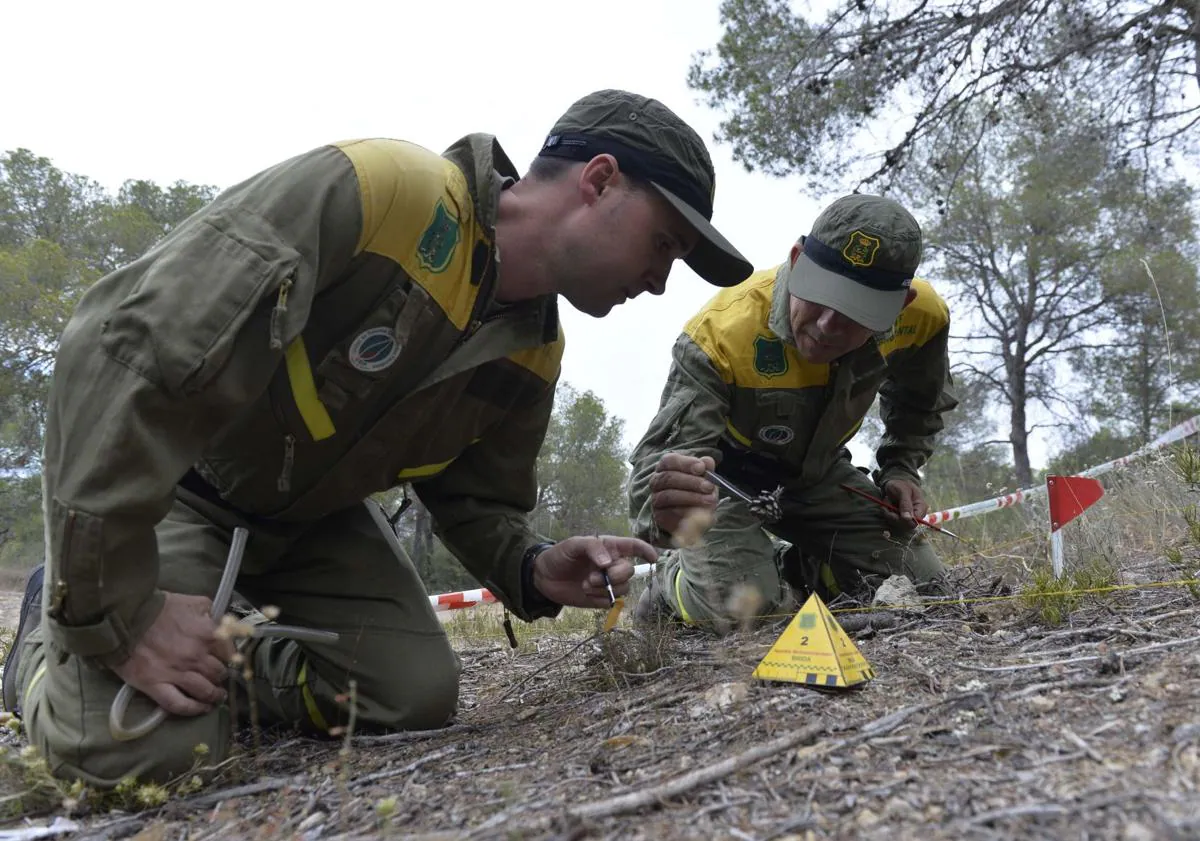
110, 593, 235, 717
648, 453, 718, 534
880, 478, 928, 530
531, 536, 657, 609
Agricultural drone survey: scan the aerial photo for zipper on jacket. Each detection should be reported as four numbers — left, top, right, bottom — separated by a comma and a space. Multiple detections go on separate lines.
454, 239, 495, 349
277, 434, 296, 493
48, 511, 76, 621
269, 272, 295, 351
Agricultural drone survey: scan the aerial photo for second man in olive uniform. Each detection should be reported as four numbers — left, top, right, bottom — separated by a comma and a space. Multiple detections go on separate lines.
629, 195, 958, 633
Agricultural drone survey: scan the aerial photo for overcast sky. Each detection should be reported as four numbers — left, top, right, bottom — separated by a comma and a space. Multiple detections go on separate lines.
3, 0, 1056, 473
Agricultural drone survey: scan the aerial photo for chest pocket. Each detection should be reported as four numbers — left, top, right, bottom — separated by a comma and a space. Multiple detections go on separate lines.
102, 207, 303, 399
749, 389, 824, 462
312, 285, 426, 411
271, 276, 450, 443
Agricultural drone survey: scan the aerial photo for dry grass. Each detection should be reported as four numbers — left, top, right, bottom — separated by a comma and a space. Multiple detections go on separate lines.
440, 601, 603, 644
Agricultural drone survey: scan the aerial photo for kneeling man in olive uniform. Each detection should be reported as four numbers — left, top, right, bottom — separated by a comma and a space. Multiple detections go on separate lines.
2, 89, 754, 786
629, 194, 958, 633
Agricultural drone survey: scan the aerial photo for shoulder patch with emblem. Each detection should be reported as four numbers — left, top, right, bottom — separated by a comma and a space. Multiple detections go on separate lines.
753, 335, 789, 378
349, 327, 402, 373
417, 198, 461, 273
843, 230, 881, 267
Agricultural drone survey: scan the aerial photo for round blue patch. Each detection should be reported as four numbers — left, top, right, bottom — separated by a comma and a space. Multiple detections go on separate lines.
348, 327, 402, 373
758, 425, 795, 446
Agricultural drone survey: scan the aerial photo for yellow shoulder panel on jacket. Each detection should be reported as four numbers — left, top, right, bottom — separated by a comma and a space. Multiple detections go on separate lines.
876, 278, 950, 356
508, 325, 565, 385
683, 268, 830, 390
335, 139, 483, 330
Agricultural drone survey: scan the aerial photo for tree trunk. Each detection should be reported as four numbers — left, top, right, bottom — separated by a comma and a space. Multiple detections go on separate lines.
413, 502, 434, 566
1009, 361, 1034, 487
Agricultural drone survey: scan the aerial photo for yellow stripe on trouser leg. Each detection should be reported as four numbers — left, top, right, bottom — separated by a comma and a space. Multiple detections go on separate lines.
672, 569, 695, 625
285, 338, 336, 441
297, 661, 329, 733
820, 562, 841, 596
25, 662, 47, 702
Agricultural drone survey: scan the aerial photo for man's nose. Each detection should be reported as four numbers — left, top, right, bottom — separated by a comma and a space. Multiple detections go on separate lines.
816, 306, 843, 332
649, 253, 678, 294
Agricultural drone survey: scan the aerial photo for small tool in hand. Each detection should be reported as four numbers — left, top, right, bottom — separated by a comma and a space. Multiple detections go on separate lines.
838, 483, 962, 540
705, 470, 784, 523
600, 572, 624, 632
704, 469, 755, 505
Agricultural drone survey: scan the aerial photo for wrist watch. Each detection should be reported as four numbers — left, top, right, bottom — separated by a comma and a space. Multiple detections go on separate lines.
521, 541, 558, 611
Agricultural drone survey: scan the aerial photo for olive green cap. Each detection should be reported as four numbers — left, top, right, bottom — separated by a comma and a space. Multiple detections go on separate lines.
539, 89, 753, 287
786, 194, 923, 331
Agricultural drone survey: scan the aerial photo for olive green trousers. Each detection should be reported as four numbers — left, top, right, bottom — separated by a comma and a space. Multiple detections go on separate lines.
651, 458, 944, 634
15, 491, 458, 787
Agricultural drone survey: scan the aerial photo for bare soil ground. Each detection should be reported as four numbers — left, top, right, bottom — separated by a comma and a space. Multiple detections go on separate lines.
2, 550, 1197, 841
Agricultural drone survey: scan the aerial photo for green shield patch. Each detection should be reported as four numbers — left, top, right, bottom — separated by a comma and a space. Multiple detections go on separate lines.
417, 199, 461, 273
754, 335, 788, 378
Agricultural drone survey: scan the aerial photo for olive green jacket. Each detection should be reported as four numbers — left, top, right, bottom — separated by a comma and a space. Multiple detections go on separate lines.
629, 264, 958, 544
43, 134, 564, 665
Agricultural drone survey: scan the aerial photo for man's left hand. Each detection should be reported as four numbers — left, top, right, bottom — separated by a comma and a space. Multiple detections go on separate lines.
880, 478, 928, 530
531, 536, 656, 609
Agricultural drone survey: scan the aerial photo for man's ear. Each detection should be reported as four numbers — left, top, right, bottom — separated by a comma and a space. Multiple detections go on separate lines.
787, 236, 806, 268
901, 287, 918, 309
578, 154, 619, 205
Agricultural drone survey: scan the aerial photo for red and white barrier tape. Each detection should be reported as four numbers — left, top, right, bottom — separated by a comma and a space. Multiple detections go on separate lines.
430, 587, 497, 612
924, 413, 1200, 525
428, 414, 1200, 612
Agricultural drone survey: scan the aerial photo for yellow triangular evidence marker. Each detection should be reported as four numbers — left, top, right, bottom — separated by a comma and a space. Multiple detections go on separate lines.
752, 593, 875, 688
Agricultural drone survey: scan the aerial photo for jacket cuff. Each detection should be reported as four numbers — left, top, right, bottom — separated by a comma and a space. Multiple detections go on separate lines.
519, 542, 563, 620
45, 590, 165, 668
874, 464, 923, 490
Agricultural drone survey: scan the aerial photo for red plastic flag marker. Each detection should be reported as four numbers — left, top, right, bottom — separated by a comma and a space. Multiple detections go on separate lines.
1046, 475, 1105, 531
1046, 474, 1105, 578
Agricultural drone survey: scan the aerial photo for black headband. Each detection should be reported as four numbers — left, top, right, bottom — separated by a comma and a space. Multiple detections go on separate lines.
539, 133, 713, 220
803, 235, 913, 291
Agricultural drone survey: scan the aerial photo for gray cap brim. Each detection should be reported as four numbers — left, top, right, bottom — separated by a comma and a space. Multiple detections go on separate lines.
651, 183, 753, 287
786, 252, 908, 332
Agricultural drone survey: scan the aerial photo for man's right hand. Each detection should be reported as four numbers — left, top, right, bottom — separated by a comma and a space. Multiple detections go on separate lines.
648, 453, 719, 534
110, 593, 235, 717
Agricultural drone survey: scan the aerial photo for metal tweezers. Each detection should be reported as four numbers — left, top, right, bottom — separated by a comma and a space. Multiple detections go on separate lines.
705, 470, 784, 523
